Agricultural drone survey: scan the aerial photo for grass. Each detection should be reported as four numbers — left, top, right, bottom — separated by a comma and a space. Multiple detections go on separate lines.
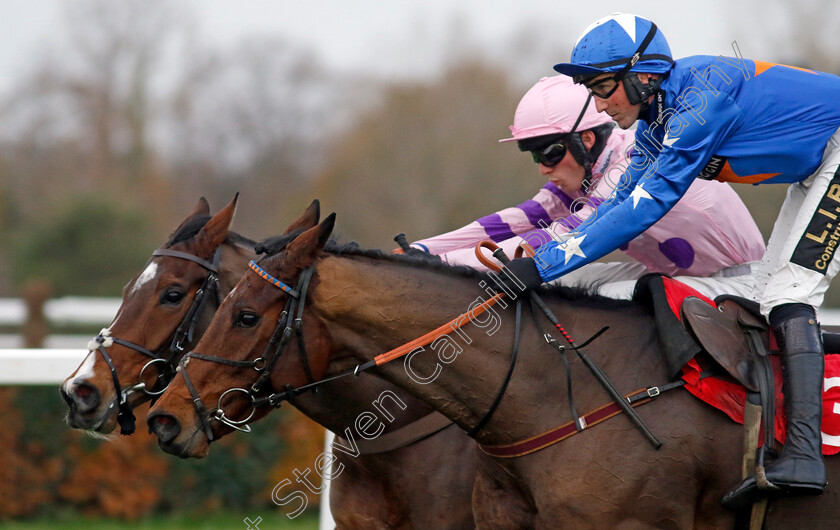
2, 511, 320, 529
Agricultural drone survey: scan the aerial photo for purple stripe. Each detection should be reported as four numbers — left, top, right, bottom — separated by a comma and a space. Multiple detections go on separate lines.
477, 214, 517, 243
521, 229, 554, 250
544, 182, 576, 210
558, 216, 582, 230
519, 200, 553, 230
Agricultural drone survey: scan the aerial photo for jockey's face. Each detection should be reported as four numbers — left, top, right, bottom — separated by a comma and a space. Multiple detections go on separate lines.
586, 72, 654, 129
535, 130, 595, 193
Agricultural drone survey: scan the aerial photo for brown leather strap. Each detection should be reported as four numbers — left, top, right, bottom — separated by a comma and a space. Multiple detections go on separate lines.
373, 293, 505, 366
340, 412, 453, 455
480, 386, 664, 458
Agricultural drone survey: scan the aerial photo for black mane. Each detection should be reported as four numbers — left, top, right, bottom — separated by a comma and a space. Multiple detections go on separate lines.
272, 238, 636, 307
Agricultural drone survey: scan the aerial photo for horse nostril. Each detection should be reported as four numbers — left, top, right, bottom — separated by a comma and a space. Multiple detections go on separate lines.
65, 382, 101, 413
148, 413, 181, 443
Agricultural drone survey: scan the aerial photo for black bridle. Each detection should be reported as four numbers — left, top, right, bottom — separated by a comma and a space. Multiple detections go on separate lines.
90, 248, 221, 435
176, 263, 316, 442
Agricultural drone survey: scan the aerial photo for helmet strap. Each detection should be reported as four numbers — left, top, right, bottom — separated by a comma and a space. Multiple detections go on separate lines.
622, 73, 664, 107
565, 92, 596, 191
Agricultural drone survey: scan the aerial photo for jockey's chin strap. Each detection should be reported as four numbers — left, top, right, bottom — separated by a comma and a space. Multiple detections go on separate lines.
91, 247, 221, 435
177, 263, 316, 442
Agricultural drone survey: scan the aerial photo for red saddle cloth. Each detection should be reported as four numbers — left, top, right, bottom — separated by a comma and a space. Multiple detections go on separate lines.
661, 276, 840, 455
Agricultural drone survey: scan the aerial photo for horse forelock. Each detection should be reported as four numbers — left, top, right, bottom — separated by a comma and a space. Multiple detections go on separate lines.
166, 215, 212, 247
255, 230, 307, 256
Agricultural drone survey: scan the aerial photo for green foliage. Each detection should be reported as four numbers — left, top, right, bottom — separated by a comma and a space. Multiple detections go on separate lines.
161, 408, 293, 512
2, 386, 320, 521
315, 61, 535, 249
9, 196, 157, 297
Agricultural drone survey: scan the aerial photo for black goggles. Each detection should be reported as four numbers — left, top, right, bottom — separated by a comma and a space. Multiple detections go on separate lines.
583, 75, 623, 99
530, 141, 568, 167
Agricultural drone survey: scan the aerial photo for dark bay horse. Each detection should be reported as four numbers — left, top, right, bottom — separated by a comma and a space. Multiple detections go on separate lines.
63, 199, 476, 528
148, 215, 839, 528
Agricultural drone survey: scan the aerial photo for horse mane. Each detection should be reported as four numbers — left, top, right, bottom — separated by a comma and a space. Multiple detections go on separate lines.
310, 241, 637, 309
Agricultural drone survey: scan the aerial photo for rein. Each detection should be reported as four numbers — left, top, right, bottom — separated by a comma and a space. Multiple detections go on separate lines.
90, 247, 221, 435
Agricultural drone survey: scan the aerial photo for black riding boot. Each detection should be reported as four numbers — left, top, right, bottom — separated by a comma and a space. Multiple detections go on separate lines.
721, 313, 827, 510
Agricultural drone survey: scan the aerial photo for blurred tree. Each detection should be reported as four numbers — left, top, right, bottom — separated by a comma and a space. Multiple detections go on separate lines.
9, 196, 155, 297
0, 0, 199, 226
313, 59, 535, 249
162, 36, 345, 239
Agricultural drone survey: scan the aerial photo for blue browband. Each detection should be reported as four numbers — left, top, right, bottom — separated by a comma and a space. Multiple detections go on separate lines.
248, 260, 300, 298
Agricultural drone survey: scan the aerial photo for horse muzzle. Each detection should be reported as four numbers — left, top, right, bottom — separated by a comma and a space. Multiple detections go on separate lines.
60, 379, 117, 432
147, 410, 209, 458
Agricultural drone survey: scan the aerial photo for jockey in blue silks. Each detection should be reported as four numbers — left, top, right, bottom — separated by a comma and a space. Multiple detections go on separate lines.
495, 12, 840, 509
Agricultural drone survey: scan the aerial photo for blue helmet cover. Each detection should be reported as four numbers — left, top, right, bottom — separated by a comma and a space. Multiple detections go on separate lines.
554, 13, 673, 77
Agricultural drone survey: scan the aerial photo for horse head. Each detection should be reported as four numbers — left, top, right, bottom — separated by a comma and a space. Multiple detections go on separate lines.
60, 196, 321, 434
147, 213, 338, 457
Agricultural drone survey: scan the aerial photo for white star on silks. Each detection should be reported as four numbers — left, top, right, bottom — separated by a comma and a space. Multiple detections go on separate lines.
559, 235, 587, 264
630, 183, 653, 208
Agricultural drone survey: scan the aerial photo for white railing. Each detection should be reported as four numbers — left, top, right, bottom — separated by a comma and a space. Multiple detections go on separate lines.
0, 349, 87, 384
0, 296, 121, 326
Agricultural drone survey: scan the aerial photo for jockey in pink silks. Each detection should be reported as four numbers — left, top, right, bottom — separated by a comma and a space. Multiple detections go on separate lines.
408, 75, 765, 300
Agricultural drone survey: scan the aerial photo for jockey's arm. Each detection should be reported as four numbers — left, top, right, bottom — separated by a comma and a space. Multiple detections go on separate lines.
534, 95, 744, 282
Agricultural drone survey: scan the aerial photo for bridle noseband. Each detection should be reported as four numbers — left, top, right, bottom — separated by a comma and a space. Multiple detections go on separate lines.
176, 261, 316, 442
90, 247, 221, 435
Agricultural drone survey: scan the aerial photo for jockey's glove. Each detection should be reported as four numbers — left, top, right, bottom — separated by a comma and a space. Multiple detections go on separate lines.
493, 257, 543, 295
395, 246, 443, 262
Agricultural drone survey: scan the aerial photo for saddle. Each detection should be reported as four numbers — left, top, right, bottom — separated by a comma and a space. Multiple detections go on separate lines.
681, 296, 769, 393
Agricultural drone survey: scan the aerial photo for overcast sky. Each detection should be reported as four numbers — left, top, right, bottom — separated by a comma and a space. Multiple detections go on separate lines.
0, 0, 768, 98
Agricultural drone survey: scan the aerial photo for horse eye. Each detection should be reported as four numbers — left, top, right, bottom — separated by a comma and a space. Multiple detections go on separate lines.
237, 312, 260, 328
161, 289, 185, 305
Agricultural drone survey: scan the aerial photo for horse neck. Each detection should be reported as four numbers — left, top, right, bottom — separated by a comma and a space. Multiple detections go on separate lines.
290, 374, 440, 437
312, 254, 662, 445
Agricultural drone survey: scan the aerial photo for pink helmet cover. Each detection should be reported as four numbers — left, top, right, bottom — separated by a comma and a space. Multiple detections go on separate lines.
500, 75, 612, 143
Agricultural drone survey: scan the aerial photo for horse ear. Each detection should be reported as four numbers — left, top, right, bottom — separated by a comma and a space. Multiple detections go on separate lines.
283, 199, 320, 234
284, 213, 336, 270
193, 193, 238, 257
172, 197, 211, 235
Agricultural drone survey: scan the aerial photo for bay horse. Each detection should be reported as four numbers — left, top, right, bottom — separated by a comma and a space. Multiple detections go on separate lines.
62, 198, 476, 529
148, 214, 840, 528
60, 195, 254, 433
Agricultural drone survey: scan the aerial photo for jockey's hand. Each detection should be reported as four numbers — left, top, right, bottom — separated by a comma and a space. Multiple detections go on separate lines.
492, 257, 542, 295
393, 246, 442, 262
